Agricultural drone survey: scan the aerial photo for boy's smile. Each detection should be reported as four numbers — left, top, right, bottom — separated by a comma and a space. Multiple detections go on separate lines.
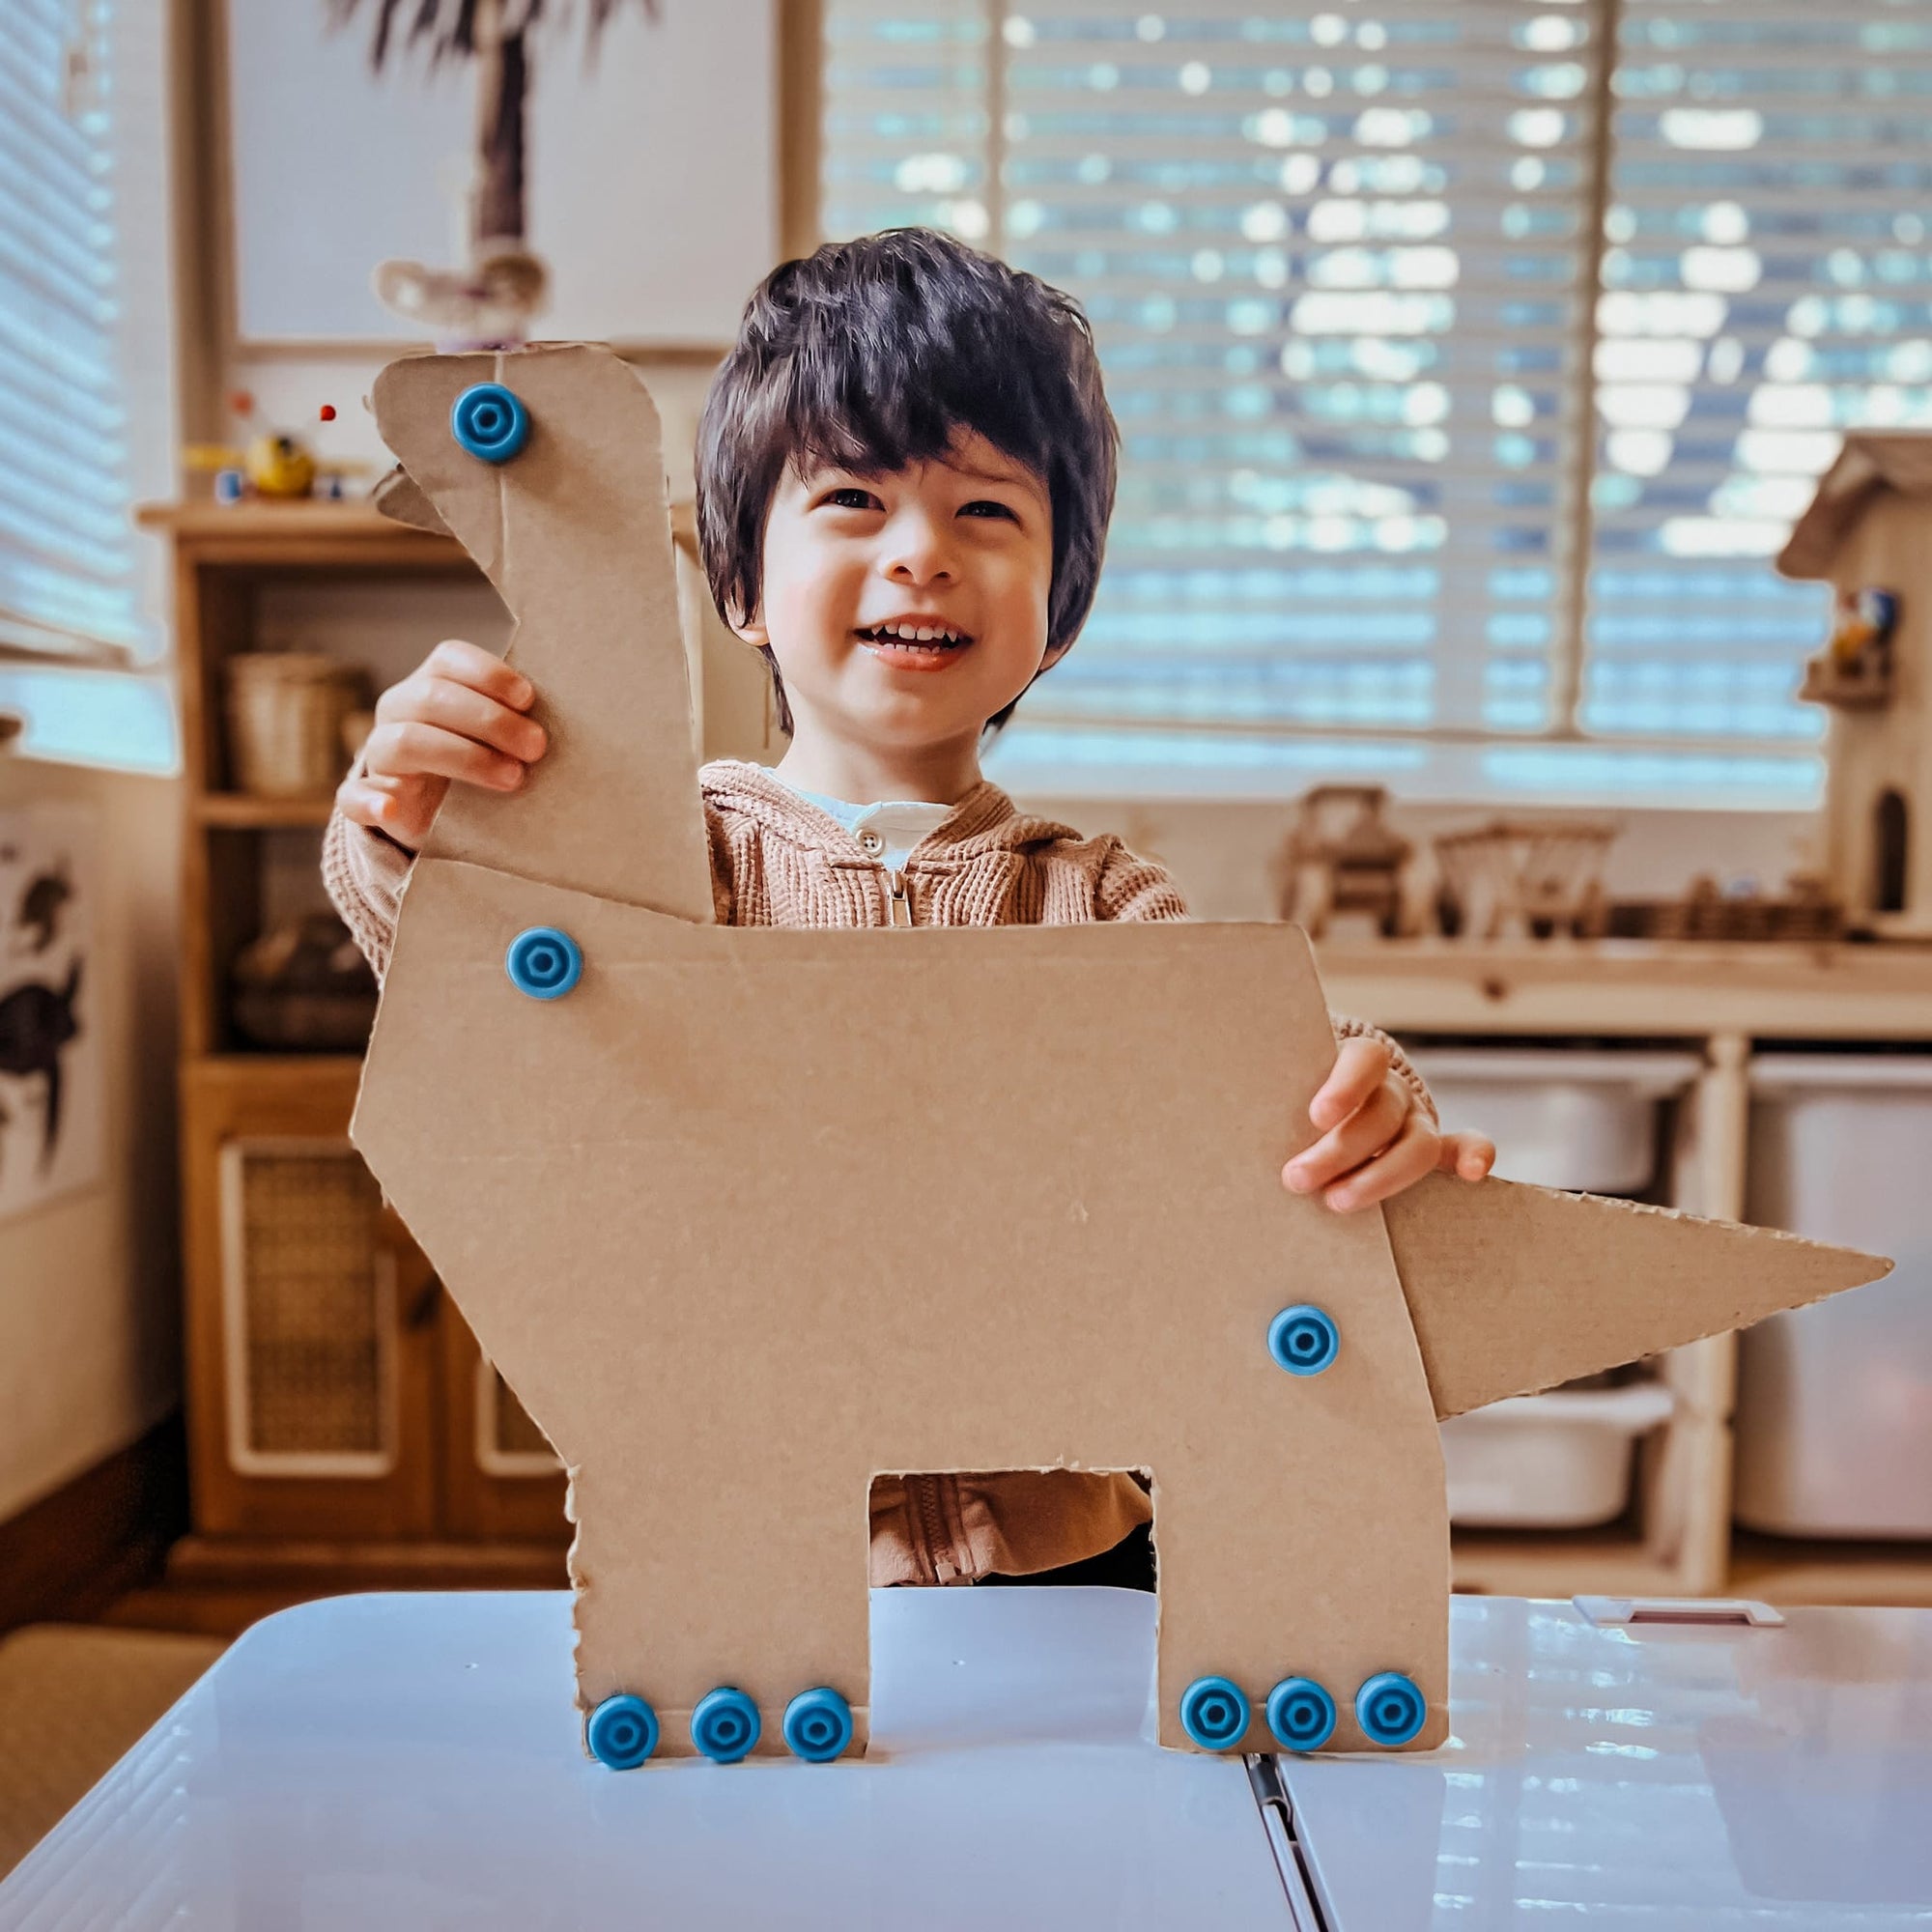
853, 614, 975, 667
732, 428, 1064, 804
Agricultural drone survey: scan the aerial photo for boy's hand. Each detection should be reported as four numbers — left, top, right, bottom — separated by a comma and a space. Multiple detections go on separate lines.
1282, 1036, 1494, 1213
336, 639, 546, 852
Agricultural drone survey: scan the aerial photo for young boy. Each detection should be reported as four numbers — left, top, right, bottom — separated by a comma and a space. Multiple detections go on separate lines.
325, 228, 1493, 1590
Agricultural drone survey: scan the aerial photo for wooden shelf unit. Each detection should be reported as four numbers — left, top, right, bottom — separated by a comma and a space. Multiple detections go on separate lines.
1318, 936, 1932, 1607
149, 501, 571, 1601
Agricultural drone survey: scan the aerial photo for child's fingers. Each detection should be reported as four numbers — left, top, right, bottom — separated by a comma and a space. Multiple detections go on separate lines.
424, 638, 535, 709
1321, 1116, 1439, 1213
336, 772, 443, 849
1309, 1034, 1393, 1132
361, 719, 528, 792
400, 674, 548, 764
1436, 1130, 1495, 1182
1284, 1075, 1407, 1193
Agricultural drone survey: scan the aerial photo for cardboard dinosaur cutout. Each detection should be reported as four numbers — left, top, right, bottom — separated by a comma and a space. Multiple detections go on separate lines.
353, 345, 1888, 1764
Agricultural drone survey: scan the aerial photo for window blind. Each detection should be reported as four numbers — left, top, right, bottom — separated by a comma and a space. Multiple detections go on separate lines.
1582, 0, 1932, 747
821, 0, 1924, 804
0, 0, 177, 771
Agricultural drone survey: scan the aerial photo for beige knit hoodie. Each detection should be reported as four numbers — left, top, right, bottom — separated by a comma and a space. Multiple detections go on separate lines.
323, 756, 1431, 1587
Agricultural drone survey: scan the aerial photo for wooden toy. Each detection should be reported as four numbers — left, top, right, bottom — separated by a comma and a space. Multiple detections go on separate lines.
1275, 785, 1411, 939
1782, 433, 1932, 935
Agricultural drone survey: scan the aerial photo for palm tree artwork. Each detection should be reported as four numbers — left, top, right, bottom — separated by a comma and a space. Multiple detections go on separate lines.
327, 0, 659, 346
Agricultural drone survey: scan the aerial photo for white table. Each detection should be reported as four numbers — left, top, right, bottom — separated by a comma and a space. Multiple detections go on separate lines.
0, 1586, 1284, 1930
4, 1589, 1928, 1929
1281, 1597, 1932, 1929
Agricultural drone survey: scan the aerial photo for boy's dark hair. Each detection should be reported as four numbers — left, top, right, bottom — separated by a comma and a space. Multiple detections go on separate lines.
696, 228, 1118, 738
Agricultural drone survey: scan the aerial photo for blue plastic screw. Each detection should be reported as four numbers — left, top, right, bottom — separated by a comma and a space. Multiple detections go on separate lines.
451, 382, 530, 464
1268, 1303, 1340, 1377
781, 1686, 854, 1763
691, 1686, 761, 1764
1265, 1675, 1337, 1752
1179, 1674, 1251, 1750
585, 1692, 659, 1769
1354, 1670, 1427, 1747
505, 925, 582, 1001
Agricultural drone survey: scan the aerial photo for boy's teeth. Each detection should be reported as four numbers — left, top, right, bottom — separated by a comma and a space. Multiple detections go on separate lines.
867, 622, 964, 646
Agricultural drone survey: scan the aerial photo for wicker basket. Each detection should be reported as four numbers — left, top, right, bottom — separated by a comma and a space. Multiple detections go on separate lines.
225, 652, 367, 797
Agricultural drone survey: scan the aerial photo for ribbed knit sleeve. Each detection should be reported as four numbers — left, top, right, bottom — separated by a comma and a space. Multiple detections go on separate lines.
322, 805, 413, 985
1092, 838, 1191, 923
1332, 1014, 1436, 1123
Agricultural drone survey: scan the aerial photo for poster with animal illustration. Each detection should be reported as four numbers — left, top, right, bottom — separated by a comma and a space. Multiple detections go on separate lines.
0, 807, 101, 1223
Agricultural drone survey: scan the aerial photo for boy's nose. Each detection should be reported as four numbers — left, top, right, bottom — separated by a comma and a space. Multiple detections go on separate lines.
880, 512, 956, 584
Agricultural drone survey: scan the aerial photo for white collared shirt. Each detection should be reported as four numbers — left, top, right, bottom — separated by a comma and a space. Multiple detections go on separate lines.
781, 781, 954, 871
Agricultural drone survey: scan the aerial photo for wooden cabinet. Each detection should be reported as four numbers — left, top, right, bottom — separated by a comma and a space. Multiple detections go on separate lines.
147, 504, 571, 1598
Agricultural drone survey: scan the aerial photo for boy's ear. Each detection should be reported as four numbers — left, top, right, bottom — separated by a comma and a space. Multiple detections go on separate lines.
1039, 637, 1074, 672
729, 605, 769, 649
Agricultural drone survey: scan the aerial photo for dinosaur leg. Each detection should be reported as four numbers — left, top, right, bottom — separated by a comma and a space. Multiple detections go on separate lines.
1152, 1450, 1450, 1755
568, 1463, 873, 1765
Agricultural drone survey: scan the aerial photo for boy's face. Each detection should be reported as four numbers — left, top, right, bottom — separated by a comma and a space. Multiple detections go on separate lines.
733, 429, 1063, 761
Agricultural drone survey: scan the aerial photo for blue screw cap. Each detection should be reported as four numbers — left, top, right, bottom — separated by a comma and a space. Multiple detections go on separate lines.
1268, 1303, 1340, 1377
692, 1686, 761, 1763
781, 1686, 853, 1763
1265, 1675, 1337, 1752
1179, 1674, 1251, 1750
1355, 1671, 1427, 1747
505, 925, 582, 1000
451, 382, 530, 464
585, 1692, 659, 1769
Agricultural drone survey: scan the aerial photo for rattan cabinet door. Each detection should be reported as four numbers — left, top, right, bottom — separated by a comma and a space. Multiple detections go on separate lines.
182, 1061, 439, 1541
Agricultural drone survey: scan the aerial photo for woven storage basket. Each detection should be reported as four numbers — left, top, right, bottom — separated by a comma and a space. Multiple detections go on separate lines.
225, 652, 365, 797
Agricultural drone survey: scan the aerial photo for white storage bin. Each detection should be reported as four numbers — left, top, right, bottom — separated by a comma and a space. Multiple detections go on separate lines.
1736, 1055, 1932, 1539
1442, 1382, 1675, 1528
1409, 1048, 1699, 1527
1406, 1048, 1703, 1194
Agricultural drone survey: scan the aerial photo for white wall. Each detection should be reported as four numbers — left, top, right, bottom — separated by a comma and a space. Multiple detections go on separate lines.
0, 758, 182, 1521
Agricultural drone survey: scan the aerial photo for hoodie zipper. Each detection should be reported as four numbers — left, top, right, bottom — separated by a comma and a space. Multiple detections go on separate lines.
884, 866, 914, 927
908, 1473, 959, 1583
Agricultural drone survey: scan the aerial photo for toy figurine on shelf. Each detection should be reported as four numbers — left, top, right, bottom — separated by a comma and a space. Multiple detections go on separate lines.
183, 392, 371, 504
1800, 586, 1899, 710
1274, 785, 1413, 940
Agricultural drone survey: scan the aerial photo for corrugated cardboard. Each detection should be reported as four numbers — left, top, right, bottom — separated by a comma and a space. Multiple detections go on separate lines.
352, 345, 1889, 1760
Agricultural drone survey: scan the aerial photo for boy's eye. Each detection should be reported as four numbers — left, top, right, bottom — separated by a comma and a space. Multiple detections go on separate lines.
960, 499, 1019, 522
823, 486, 882, 511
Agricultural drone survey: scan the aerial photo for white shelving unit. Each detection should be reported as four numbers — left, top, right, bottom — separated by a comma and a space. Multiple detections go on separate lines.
1319, 936, 1932, 1607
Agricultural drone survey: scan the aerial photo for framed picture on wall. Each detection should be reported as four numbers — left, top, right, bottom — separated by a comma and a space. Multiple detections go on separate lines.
0, 807, 102, 1225
219, 0, 778, 351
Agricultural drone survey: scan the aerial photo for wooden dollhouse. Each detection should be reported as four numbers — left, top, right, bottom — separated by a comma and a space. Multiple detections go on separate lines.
1781, 433, 1932, 937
